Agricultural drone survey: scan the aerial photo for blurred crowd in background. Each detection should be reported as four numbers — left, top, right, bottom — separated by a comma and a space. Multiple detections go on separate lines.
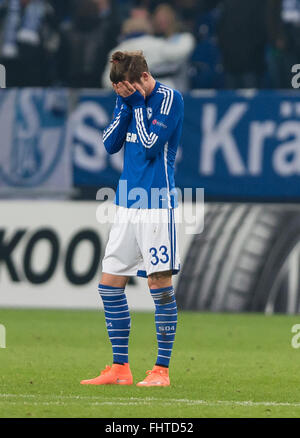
0, 0, 299, 90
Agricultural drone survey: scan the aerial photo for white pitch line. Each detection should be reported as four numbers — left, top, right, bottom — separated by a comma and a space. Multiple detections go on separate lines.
1, 394, 300, 408
2, 401, 151, 407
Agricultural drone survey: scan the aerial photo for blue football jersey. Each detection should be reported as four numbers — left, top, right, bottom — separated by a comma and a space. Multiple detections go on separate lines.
102, 81, 184, 209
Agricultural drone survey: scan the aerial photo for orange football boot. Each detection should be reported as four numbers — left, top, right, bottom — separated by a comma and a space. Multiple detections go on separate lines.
80, 363, 133, 385
136, 365, 170, 387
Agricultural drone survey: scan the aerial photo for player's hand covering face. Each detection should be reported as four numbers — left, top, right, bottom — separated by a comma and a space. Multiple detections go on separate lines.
113, 81, 146, 99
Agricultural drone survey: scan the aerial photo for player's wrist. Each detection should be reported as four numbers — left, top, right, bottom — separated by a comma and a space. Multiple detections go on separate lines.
123, 90, 145, 108
117, 95, 132, 113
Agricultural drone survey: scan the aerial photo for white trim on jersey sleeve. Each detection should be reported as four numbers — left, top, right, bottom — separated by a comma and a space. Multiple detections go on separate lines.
157, 86, 174, 115
164, 141, 171, 208
103, 112, 121, 141
135, 108, 159, 148
134, 86, 175, 150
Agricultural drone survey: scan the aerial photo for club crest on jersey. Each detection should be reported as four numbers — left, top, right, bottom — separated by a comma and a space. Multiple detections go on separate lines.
126, 132, 137, 143
147, 107, 153, 119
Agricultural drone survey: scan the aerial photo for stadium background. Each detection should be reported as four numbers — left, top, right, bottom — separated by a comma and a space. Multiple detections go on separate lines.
1, 0, 300, 314
1, 0, 300, 420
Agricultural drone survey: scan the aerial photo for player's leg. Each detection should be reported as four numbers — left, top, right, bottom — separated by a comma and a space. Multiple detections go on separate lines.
100, 272, 128, 288
98, 273, 131, 367
81, 207, 139, 385
136, 270, 177, 387
148, 270, 177, 371
148, 270, 172, 289
136, 209, 179, 387
81, 273, 133, 385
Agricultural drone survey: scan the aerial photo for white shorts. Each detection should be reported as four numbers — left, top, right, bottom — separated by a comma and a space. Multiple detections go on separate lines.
102, 206, 180, 278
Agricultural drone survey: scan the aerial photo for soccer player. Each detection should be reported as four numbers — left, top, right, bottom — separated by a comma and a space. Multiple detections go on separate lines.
81, 51, 184, 387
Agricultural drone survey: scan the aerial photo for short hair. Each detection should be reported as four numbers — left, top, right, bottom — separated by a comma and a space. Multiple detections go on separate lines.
109, 51, 149, 84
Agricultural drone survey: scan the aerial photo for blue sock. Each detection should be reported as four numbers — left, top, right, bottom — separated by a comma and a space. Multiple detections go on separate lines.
98, 284, 131, 364
150, 286, 177, 368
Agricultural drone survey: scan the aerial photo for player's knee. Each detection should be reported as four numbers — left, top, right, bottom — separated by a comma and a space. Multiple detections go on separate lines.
100, 273, 128, 288
148, 270, 172, 289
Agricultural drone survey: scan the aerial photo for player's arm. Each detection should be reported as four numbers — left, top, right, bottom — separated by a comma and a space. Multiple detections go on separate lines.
102, 95, 131, 155
124, 86, 183, 160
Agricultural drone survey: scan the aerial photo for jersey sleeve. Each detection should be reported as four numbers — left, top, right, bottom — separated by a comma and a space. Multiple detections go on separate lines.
124, 89, 183, 160
102, 96, 132, 155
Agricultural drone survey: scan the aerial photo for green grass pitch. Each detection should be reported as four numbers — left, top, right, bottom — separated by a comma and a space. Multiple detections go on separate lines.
0, 308, 300, 418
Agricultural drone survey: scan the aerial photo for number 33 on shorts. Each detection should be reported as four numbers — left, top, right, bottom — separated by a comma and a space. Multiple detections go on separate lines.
149, 245, 170, 265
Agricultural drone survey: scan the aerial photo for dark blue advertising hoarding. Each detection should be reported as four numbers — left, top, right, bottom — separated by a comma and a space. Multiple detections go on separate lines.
73, 89, 300, 200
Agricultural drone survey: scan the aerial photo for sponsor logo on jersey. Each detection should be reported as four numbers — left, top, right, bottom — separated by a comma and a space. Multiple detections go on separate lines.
126, 132, 138, 143
152, 119, 167, 129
